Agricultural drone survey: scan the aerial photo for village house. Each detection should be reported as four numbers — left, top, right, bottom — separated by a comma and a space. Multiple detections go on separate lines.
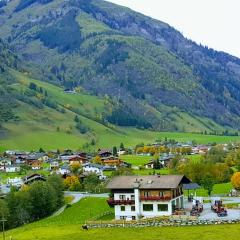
0, 158, 12, 171
59, 154, 87, 165
192, 145, 210, 155
58, 165, 71, 175
144, 160, 162, 169
107, 175, 191, 221
30, 160, 42, 170
98, 149, 112, 158
23, 174, 46, 185
82, 163, 107, 180
7, 177, 23, 188
5, 164, 21, 173
82, 163, 104, 175
50, 161, 59, 170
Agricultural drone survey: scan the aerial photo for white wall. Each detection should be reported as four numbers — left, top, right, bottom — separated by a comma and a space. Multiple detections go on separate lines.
140, 201, 172, 217
113, 192, 184, 220
83, 166, 103, 175
114, 192, 136, 220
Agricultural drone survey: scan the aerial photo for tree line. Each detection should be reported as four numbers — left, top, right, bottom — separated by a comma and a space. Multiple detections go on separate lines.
0, 175, 64, 229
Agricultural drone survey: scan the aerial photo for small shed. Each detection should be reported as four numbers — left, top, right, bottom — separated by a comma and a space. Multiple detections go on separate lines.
183, 183, 200, 201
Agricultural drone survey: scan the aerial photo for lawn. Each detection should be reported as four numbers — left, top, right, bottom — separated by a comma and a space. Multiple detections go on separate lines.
6, 197, 240, 240
187, 154, 202, 163
120, 155, 152, 166
186, 182, 232, 197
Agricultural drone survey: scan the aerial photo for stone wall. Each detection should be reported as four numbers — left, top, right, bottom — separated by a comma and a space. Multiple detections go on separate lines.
86, 218, 240, 229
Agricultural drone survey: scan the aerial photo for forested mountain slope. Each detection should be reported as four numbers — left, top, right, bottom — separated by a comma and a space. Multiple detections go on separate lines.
0, 0, 240, 134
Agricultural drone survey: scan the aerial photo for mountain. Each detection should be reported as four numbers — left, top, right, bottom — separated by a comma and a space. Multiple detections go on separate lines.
0, 0, 240, 138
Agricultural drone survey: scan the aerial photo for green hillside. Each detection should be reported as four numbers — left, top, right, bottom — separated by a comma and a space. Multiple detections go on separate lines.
0, 69, 239, 151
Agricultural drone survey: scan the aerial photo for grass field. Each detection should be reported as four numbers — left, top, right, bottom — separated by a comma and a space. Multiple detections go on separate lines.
186, 182, 232, 197
120, 155, 152, 166
187, 154, 202, 163
6, 197, 240, 240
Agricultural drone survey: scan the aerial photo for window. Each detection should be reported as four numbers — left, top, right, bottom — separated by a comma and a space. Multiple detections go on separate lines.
144, 192, 150, 197
120, 206, 125, 211
120, 216, 126, 220
159, 191, 164, 197
119, 195, 126, 200
158, 204, 168, 212
132, 216, 136, 220
131, 206, 135, 211
131, 195, 135, 200
143, 204, 153, 211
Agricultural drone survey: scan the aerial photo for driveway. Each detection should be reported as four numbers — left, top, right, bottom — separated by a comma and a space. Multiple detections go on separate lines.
64, 191, 109, 204
191, 197, 240, 221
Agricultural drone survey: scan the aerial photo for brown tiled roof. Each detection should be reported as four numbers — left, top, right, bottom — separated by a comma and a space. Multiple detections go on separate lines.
106, 175, 191, 190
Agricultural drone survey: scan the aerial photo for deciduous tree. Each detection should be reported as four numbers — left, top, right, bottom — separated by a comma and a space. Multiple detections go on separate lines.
231, 172, 240, 190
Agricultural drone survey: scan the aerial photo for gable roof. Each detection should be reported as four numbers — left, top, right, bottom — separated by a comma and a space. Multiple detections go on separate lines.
106, 175, 191, 190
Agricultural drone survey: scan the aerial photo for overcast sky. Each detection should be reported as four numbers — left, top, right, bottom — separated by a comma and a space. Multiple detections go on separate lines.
107, 0, 240, 57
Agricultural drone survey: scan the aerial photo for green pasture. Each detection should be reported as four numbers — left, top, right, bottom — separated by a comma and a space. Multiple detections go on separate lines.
6, 197, 240, 240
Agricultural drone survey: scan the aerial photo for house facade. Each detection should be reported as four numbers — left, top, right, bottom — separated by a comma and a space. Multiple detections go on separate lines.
107, 175, 191, 221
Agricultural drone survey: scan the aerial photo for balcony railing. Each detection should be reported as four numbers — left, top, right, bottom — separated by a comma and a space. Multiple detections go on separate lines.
107, 198, 135, 207
140, 196, 172, 201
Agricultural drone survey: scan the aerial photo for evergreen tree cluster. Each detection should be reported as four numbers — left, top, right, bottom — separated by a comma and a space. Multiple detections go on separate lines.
0, 175, 64, 229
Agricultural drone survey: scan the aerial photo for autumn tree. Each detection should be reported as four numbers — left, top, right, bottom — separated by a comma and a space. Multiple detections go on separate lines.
64, 176, 82, 191
231, 172, 240, 190
93, 156, 102, 165
71, 163, 81, 175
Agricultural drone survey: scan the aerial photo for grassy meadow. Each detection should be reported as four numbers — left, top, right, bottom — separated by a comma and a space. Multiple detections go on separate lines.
6, 197, 240, 240
120, 155, 152, 166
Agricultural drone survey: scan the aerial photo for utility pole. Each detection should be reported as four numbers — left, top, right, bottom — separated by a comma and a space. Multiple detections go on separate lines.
0, 216, 6, 240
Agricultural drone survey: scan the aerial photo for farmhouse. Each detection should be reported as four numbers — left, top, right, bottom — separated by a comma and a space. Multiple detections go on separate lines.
107, 175, 191, 221
98, 149, 112, 158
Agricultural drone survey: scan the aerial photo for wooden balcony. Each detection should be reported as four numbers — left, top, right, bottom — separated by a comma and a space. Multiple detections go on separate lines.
107, 198, 135, 207
140, 196, 172, 201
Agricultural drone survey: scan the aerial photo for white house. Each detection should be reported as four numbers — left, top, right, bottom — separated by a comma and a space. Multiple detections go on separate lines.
7, 177, 23, 188
82, 163, 104, 175
82, 163, 106, 180
0, 159, 12, 171
106, 175, 191, 221
5, 165, 21, 173
58, 165, 71, 175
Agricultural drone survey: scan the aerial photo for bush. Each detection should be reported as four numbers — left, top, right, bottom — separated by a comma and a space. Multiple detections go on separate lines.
76, 122, 89, 134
